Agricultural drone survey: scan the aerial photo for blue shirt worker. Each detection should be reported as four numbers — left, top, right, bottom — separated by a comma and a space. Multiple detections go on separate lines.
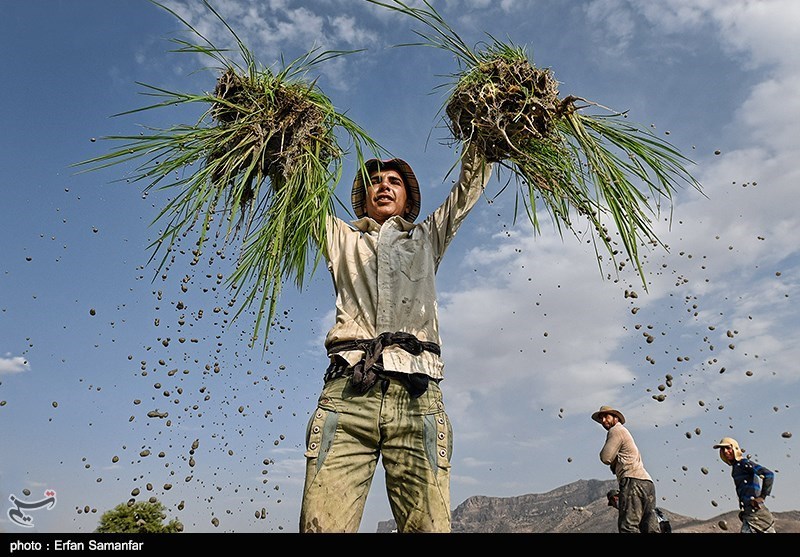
713, 437, 776, 533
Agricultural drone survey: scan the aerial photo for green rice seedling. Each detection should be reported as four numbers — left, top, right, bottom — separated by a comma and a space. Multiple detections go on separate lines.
368, 0, 704, 286
75, 1, 384, 348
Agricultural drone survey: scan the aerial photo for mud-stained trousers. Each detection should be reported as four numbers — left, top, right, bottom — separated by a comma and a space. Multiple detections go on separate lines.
618, 477, 659, 533
740, 505, 777, 533
299, 374, 452, 533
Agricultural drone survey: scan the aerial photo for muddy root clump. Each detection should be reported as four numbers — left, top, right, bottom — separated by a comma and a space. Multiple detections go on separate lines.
446, 57, 575, 163
208, 68, 337, 200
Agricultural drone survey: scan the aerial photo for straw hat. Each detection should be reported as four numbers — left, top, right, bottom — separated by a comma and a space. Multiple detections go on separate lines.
351, 158, 421, 222
591, 405, 626, 424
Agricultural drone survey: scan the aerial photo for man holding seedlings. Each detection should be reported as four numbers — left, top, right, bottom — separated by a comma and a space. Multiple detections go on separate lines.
299, 144, 492, 533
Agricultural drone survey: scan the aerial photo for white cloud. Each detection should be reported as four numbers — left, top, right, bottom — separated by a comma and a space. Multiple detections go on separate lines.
440, 228, 643, 412
635, 0, 712, 33
707, 0, 800, 72
155, 0, 382, 92
738, 75, 800, 151
0, 354, 30, 375
584, 0, 638, 57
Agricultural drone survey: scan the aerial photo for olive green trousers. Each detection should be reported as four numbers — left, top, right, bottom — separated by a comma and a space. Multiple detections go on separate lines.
299, 375, 453, 533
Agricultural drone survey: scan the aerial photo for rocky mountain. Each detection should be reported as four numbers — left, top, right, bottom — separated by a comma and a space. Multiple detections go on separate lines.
376, 479, 800, 533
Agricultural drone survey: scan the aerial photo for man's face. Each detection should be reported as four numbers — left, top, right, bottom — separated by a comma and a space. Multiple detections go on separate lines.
600, 413, 617, 431
719, 446, 735, 465
365, 168, 410, 225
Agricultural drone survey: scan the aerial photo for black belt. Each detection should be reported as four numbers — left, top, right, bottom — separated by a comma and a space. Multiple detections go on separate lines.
326, 332, 441, 398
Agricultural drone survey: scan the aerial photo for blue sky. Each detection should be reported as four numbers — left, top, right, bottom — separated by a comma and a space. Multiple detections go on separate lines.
1, 0, 798, 533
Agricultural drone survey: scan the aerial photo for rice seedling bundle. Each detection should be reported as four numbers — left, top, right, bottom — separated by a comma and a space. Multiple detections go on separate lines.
446, 55, 562, 163
370, 0, 705, 286
208, 67, 338, 196
76, 1, 382, 348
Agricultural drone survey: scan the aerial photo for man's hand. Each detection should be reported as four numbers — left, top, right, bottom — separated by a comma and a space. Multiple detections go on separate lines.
751, 496, 765, 510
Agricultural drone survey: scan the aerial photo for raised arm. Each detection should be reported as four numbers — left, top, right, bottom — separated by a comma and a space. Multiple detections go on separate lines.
425, 143, 493, 265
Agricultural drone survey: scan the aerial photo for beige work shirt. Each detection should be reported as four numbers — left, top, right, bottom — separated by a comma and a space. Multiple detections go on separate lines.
322, 148, 492, 380
599, 423, 653, 482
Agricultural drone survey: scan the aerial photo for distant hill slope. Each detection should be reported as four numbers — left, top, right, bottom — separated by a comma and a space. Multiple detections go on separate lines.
376, 479, 800, 533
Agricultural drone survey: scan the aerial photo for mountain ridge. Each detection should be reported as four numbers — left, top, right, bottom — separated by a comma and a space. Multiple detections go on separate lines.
376, 479, 800, 533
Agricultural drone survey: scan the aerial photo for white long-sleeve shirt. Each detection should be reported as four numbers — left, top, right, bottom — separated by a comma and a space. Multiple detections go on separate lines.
322, 147, 492, 380
599, 422, 653, 482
